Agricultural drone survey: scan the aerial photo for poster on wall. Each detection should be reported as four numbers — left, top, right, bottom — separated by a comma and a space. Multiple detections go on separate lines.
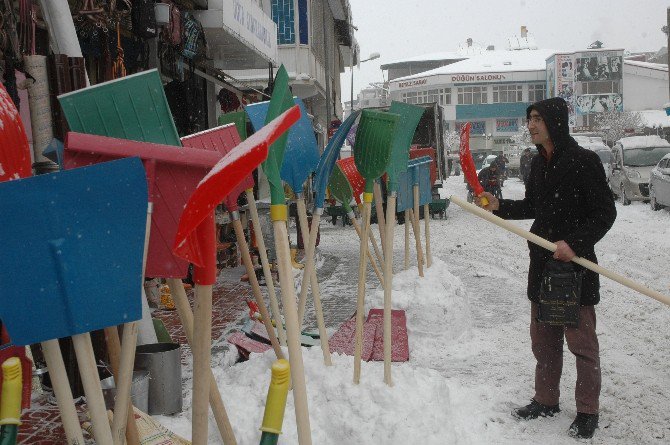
457, 121, 486, 135
546, 58, 556, 98
496, 118, 519, 133
575, 55, 623, 81
575, 94, 623, 114
556, 54, 574, 82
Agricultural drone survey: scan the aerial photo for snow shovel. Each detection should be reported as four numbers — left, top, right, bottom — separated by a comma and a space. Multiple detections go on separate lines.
218, 111, 248, 140
380, 102, 424, 385
63, 134, 231, 444
336, 157, 385, 269
0, 158, 147, 445
328, 164, 384, 286
352, 109, 398, 384
458, 122, 488, 206
246, 97, 322, 356
182, 125, 285, 358
450, 195, 670, 308
0, 85, 85, 445
174, 104, 301, 445
408, 156, 434, 276
58, 69, 181, 146
251, 65, 312, 445
293, 110, 362, 366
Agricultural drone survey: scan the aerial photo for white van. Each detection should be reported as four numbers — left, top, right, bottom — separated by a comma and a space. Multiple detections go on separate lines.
609, 136, 670, 205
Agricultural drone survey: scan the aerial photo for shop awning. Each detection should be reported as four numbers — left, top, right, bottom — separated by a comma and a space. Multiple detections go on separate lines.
192, 0, 278, 70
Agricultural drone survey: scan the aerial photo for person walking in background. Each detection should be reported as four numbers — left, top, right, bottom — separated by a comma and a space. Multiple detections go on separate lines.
475, 97, 616, 439
519, 147, 534, 184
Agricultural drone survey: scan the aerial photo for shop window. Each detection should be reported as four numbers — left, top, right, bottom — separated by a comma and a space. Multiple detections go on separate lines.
492, 84, 522, 103
457, 86, 487, 105
402, 91, 418, 104
528, 83, 545, 102
272, 0, 295, 44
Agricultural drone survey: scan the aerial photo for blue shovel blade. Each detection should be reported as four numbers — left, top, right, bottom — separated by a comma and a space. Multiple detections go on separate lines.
313, 110, 360, 210
409, 156, 433, 206
245, 97, 319, 193
0, 158, 147, 345
396, 168, 413, 212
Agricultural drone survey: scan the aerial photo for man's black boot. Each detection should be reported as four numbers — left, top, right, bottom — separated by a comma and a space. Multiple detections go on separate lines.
512, 399, 560, 420
568, 412, 598, 439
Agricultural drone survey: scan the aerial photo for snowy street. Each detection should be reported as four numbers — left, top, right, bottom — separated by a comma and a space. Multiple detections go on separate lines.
162, 174, 670, 444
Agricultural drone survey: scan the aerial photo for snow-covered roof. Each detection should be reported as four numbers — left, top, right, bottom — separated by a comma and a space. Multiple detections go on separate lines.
637, 110, 670, 129
383, 51, 468, 66
393, 49, 557, 81
617, 135, 670, 149
624, 60, 668, 72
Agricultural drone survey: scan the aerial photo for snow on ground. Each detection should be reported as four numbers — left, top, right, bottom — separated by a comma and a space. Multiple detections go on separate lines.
159, 175, 670, 444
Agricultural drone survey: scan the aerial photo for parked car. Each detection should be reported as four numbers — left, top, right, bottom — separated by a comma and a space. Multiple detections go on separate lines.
573, 135, 613, 179
609, 136, 670, 205
649, 153, 670, 210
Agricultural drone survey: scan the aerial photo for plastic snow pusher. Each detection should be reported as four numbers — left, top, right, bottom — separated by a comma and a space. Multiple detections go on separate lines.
182, 125, 285, 359
0, 158, 147, 445
459, 122, 488, 206
379, 102, 424, 385
173, 104, 301, 445
352, 109, 398, 384
249, 65, 313, 445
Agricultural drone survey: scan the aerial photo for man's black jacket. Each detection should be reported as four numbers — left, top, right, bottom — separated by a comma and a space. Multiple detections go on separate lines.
494, 98, 616, 305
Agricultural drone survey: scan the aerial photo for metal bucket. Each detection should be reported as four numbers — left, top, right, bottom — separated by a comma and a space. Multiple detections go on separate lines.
134, 343, 182, 415
100, 371, 150, 413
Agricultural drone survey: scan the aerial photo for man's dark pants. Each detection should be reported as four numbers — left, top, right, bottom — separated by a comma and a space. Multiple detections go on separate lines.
530, 302, 600, 414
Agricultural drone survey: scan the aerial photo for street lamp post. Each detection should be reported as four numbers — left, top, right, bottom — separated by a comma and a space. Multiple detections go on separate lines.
350, 52, 380, 114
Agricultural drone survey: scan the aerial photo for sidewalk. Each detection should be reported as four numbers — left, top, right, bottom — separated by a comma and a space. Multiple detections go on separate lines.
17, 276, 251, 444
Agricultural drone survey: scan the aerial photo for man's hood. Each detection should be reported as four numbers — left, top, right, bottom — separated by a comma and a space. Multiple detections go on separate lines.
526, 97, 577, 154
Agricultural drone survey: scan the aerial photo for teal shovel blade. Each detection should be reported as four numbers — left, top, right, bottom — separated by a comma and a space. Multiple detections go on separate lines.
0, 158, 147, 345
386, 102, 425, 192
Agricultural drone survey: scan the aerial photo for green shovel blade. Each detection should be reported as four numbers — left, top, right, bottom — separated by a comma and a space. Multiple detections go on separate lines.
353, 109, 399, 193
328, 163, 354, 210
261, 65, 294, 205
386, 101, 425, 192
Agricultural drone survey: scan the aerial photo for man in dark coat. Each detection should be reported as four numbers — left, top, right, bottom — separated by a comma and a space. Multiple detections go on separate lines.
519, 147, 533, 184
475, 97, 616, 439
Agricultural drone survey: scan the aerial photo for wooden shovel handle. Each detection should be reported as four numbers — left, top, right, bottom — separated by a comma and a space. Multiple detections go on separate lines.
300, 211, 332, 365
40, 339, 86, 445
353, 201, 372, 384
296, 198, 312, 328
110, 321, 139, 445
192, 284, 213, 445
450, 195, 670, 307
246, 190, 286, 346
72, 333, 114, 445
373, 181, 386, 259
349, 213, 385, 288
167, 278, 237, 445
232, 217, 284, 360
404, 210, 410, 270
273, 220, 313, 445
103, 326, 140, 445
383, 196, 396, 386
412, 186, 424, 277
424, 203, 432, 268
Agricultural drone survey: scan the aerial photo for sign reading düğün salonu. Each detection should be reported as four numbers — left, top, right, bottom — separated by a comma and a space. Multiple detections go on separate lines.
496, 118, 519, 133
451, 74, 507, 83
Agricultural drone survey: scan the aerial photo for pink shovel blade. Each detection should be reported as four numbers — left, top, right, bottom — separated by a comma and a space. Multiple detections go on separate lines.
63, 133, 225, 278
173, 105, 301, 268
0, 84, 32, 182
180, 124, 254, 211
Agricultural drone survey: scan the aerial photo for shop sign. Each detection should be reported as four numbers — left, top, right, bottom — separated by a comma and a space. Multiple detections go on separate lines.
450, 73, 506, 83
496, 118, 518, 133
397, 78, 428, 89
457, 121, 486, 134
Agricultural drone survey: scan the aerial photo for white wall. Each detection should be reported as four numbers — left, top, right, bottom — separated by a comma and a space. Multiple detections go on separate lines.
623, 66, 669, 111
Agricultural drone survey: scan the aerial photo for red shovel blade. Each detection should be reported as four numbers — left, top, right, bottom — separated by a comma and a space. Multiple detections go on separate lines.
459, 122, 484, 197
173, 105, 301, 269
337, 156, 365, 205
0, 83, 32, 182
181, 123, 253, 212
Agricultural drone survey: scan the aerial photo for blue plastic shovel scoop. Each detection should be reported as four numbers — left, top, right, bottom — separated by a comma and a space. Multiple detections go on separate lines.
0, 158, 147, 345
